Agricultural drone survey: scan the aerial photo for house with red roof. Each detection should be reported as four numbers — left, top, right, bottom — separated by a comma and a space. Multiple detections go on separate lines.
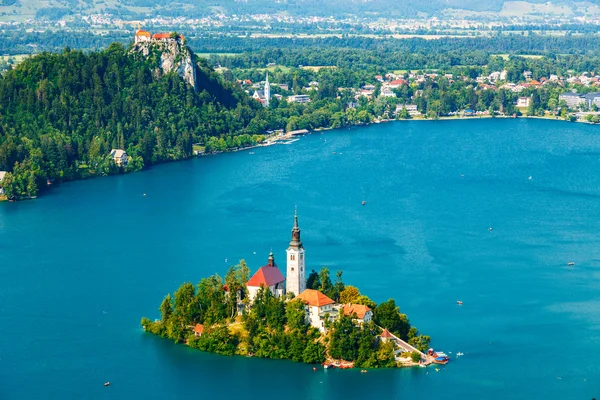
295, 289, 337, 332
247, 252, 286, 302
341, 304, 373, 324
193, 324, 204, 337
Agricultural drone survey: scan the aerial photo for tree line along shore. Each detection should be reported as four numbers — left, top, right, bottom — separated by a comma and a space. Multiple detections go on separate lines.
1, 38, 597, 201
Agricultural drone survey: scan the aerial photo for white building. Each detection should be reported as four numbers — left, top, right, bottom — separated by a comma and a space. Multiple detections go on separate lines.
559, 92, 586, 109
264, 73, 270, 107
252, 73, 271, 107
288, 95, 311, 104
0, 171, 6, 195
246, 252, 286, 302
380, 88, 396, 98
517, 97, 532, 107
295, 289, 336, 332
286, 212, 306, 297
110, 149, 128, 166
395, 104, 419, 116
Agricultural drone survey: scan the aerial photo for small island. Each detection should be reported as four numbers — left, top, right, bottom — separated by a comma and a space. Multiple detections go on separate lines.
142, 213, 443, 369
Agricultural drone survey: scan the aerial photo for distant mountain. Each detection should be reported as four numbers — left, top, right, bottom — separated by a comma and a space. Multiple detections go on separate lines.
4, 0, 600, 20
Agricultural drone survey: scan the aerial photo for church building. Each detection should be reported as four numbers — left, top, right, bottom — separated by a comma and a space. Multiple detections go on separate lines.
246, 212, 306, 302
246, 251, 285, 303
252, 73, 271, 107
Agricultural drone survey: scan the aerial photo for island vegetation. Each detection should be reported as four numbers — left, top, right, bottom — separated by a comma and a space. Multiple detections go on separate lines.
141, 262, 431, 368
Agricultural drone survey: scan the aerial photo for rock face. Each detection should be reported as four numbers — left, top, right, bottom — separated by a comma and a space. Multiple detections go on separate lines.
132, 39, 197, 90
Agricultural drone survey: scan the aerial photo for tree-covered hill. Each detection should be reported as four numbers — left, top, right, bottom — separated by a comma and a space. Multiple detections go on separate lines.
0, 42, 264, 199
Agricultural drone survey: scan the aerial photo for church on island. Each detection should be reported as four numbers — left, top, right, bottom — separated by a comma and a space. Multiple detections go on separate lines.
244, 213, 371, 332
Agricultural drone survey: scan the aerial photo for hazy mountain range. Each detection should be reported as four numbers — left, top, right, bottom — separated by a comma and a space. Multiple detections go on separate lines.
1, 0, 600, 21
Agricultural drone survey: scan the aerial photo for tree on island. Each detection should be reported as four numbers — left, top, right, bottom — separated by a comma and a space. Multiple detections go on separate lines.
374, 299, 410, 340
142, 263, 430, 367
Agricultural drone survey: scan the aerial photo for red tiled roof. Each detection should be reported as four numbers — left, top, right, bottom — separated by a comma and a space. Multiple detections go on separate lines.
246, 264, 285, 287
381, 328, 394, 338
295, 289, 335, 307
341, 304, 371, 319
390, 79, 407, 85
135, 30, 151, 37
193, 324, 204, 334
153, 33, 172, 39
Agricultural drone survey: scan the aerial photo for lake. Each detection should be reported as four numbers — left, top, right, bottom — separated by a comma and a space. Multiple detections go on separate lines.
1, 118, 599, 399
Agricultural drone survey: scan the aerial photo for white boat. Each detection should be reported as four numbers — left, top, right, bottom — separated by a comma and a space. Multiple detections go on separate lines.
456, 352, 464, 357
568, 262, 575, 266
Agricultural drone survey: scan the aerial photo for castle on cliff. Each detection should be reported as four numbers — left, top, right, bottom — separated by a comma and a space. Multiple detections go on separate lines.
134, 24, 185, 44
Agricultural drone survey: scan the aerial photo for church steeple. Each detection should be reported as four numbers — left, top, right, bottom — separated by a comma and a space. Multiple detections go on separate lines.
264, 72, 270, 107
286, 210, 306, 297
289, 210, 303, 249
268, 251, 275, 267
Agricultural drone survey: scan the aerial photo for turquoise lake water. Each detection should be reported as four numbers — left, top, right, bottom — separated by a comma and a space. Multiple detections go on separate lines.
1, 119, 600, 399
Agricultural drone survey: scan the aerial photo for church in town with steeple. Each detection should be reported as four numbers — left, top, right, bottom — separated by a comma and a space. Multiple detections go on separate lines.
251, 72, 271, 107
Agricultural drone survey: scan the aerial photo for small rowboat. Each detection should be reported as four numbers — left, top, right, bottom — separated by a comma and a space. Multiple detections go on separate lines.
104, 382, 110, 387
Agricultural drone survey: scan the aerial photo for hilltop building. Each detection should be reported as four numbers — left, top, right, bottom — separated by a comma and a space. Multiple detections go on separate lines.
134, 24, 185, 44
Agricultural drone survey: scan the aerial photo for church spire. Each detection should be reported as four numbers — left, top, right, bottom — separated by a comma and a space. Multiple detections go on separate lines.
268, 251, 275, 267
289, 210, 303, 249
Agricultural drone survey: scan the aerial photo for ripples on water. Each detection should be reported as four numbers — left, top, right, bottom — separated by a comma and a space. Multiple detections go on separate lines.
0, 119, 599, 400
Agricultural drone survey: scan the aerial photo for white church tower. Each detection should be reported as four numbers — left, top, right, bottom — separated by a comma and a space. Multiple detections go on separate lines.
264, 72, 270, 107
286, 211, 305, 297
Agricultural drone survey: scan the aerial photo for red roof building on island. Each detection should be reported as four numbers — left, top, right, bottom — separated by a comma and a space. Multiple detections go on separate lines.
246, 253, 285, 287
295, 289, 335, 307
246, 252, 286, 303
341, 304, 371, 319
193, 324, 204, 336
381, 328, 394, 339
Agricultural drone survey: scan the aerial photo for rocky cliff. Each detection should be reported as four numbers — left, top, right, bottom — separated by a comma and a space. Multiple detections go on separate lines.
131, 38, 197, 90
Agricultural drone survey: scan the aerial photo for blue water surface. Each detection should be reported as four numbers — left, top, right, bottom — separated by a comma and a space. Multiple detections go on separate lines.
1, 119, 599, 400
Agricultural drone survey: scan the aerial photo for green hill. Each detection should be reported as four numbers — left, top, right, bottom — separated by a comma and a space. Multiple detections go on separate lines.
0, 41, 263, 200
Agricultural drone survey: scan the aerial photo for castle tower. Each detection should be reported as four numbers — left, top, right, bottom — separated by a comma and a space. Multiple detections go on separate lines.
286, 211, 305, 296
264, 72, 270, 107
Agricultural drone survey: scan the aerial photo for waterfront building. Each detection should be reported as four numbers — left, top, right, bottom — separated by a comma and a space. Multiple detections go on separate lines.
246, 252, 286, 302
110, 149, 128, 166
517, 97, 532, 107
0, 170, 6, 195
193, 324, 204, 337
286, 212, 306, 297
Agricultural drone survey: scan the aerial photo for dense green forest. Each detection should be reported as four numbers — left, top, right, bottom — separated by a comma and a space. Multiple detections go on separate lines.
3, 31, 600, 60
142, 263, 430, 367
0, 38, 595, 200
0, 42, 264, 199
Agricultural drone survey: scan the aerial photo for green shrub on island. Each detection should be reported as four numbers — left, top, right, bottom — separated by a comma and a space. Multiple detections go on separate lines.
141, 262, 431, 368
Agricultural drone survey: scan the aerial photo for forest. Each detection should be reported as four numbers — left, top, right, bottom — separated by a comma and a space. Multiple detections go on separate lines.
0, 43, 265, 199
141, 262, 431, 368
0, 38, 596, 200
